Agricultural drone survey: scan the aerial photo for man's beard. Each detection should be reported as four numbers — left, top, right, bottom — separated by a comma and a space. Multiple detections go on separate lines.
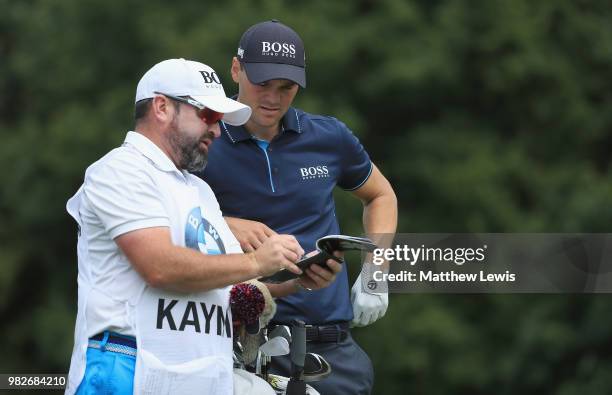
167, 117, 208, 172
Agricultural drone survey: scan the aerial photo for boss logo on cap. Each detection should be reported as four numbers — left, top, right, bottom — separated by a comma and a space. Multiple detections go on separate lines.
199, 71, 221, 85
261, 41, 296, 58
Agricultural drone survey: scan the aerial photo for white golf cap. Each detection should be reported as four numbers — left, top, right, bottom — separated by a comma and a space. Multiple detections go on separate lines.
135, 58, 251, 126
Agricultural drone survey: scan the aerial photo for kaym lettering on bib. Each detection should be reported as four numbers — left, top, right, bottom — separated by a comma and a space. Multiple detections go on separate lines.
156, 298, 232, 338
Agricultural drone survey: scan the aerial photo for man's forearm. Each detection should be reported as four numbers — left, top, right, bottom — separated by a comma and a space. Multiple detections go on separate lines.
363, 191, 398, 260
150, 245, 262, 292
363, 191, 397, 271
266, 279, 301, 298
115, 227, 302, 294
154, 247, 259, 292
363, 192, 398, 236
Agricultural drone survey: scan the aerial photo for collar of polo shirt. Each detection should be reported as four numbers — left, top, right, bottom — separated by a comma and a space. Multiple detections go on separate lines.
222, 105, 303, 144
125, 131, 186, 174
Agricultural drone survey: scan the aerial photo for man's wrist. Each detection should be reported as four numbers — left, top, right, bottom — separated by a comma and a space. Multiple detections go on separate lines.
247, 252, 261, 278
293, 278, 311, 292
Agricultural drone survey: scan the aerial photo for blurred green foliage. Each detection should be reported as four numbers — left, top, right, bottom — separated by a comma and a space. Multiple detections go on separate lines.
2, 0, 612, 394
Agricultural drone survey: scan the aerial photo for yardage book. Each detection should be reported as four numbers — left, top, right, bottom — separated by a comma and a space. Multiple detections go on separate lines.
260, 235, 378, 283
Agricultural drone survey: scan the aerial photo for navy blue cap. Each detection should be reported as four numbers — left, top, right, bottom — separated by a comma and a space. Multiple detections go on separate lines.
237, 20, 306, 88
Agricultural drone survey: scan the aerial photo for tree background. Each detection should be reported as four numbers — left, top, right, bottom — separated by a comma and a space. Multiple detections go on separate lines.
2, 0, 612, 393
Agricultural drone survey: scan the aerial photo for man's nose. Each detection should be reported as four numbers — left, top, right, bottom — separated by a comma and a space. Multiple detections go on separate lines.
209, 122, 221, 139
261, 86, 281, 104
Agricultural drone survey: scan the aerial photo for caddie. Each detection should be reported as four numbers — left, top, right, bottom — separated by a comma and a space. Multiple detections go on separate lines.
64, 58, 305, 395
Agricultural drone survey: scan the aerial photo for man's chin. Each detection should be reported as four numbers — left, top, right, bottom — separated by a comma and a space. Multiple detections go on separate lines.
185, 159, 207, 173
181, 150, 208, 172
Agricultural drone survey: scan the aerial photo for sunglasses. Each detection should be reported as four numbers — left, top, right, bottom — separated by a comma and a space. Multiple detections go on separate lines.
154, 91, 224, 125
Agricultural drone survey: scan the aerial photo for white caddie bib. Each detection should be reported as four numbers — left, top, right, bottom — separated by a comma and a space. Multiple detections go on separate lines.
129, 170, 241, 395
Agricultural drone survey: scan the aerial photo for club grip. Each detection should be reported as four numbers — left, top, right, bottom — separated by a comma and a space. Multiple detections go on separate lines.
290, 320, 306, 374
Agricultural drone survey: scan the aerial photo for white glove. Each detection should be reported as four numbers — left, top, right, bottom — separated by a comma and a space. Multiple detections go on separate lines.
350, 272, 388, 327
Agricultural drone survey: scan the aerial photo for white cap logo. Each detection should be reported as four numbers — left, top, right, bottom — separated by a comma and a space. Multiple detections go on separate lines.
198, 70, 222, 88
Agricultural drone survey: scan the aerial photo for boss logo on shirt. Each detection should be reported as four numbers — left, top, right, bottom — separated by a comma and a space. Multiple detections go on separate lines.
261, 41, 296, 58
300, 165, 329, 180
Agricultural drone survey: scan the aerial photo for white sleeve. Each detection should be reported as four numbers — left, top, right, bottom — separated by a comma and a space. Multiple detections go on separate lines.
83, 153, 170, 239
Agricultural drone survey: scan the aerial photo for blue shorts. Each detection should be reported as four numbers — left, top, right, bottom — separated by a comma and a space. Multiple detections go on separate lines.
76, 332, 136, 395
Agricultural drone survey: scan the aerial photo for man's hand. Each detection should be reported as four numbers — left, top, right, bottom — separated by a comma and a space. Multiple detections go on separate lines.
296, 251, 343, 291
225, 217, 277, 252
350, 273, 388, 327
252, 234, 304, 277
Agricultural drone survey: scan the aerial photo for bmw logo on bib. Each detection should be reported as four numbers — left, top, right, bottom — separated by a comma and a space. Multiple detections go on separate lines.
185, 207, 226, 255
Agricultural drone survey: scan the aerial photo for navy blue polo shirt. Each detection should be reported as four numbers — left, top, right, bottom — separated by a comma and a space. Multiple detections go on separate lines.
197, 107, 372, 324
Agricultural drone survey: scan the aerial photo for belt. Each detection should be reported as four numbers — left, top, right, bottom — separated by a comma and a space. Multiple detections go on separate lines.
270, 322, 349, 343
88, 332, 137, 357
306, 323, 349, 343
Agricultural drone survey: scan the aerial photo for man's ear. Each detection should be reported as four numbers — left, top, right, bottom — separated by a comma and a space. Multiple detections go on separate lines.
151, 95, 174, 124
230, 57, 241, 83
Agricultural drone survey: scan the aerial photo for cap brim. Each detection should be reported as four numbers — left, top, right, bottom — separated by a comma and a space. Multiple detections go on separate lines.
243, 62, 306, 88
191, 95, 252, 126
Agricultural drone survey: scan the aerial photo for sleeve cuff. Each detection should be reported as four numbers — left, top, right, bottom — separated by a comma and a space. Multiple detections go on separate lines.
341, 161, 373, 191
109, 217, 170, 239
